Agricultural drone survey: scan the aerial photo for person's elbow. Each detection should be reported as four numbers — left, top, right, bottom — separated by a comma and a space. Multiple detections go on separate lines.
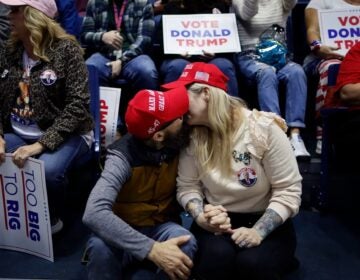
82, 201, 96, 228
339, 83, 360, 104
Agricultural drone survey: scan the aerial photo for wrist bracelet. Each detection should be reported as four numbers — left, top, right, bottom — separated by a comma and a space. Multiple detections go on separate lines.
310, 40, 322, 52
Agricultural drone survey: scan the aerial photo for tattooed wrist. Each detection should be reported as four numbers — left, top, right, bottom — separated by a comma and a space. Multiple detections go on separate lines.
185, 198, 204, 220
253, 209, 283, 239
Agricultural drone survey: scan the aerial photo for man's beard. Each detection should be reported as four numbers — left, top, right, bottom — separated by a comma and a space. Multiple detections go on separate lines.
162, 122, 192, 150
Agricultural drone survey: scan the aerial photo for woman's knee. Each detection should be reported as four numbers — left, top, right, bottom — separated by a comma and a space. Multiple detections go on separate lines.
287, 62, 306, 80
161, 59, 188, 80
257, 66, 277, 81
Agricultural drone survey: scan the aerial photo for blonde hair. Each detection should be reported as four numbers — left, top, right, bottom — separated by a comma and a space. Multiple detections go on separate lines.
188, 83, 247, 176
7, 6, 81, 61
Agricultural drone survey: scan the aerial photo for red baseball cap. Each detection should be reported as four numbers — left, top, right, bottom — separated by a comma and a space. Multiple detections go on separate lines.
125, 87, 189, 139
161, 62, 229, 91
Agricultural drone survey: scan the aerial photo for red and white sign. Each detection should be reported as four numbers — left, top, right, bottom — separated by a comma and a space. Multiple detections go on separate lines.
318, 8, 360, 56
162, 14, 241, 55
0, 155, 53, 262
100, 87, 121, 148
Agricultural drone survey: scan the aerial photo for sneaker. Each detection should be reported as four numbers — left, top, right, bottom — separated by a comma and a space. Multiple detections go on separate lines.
316, 139, 322, 155
289, 134, 311, 160
51, 217, 63, 235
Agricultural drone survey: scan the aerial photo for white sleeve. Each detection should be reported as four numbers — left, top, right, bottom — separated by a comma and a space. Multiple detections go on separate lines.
231, 0, 260, 21
306, 0, 324, 10
176, 147, 204, 209
262, 123, 302, 221
282, 0, 297, 12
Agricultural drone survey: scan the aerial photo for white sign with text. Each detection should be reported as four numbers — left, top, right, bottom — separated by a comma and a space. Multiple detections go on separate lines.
162, 14, 241, 55
99, 87, 121, 148
0, 155, 53, 262
318, 8, 360, 56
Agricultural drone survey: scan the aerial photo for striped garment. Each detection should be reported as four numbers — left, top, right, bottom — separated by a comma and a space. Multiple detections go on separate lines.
231, 0, 297, 50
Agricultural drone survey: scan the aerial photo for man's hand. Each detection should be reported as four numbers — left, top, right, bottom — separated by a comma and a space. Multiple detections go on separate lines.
12, 142, 45, 168
107, 60, 122, 78
0, 136, 5, 164
230, 227, 262, 248
147, 235, 193, 280
102, 30, 123, 50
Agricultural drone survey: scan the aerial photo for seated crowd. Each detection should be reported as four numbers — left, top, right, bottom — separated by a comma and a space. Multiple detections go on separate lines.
0, 0, 359, 279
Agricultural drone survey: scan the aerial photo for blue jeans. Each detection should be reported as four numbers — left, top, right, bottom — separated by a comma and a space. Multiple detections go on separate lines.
86, 53, 159, 91
302, 53, 322, 76
160, 57, 239, 97
4, 133, 91, 217
86, 222, 198, 280
235, 53, 307, 128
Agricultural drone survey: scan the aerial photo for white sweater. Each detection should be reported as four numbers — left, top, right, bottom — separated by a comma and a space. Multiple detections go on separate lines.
176, 109, 302, 222
306, 0, 356, 10
231, 0, 297, 50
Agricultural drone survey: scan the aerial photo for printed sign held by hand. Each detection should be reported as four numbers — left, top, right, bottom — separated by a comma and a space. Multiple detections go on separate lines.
162, 14, 241, 55
0, 155, 53, 262
318, 8, 360, 56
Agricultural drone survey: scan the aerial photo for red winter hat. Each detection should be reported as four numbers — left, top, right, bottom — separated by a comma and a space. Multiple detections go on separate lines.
125, 87, 189, 139
162, 62, 229, 91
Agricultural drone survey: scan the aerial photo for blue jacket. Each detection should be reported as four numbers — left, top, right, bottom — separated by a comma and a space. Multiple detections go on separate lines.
56, 0, 83, 39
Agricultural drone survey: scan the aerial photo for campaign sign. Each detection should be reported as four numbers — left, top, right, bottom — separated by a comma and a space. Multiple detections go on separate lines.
162, 14, 241, 55
0, 155, 53, 262
99, 87, 121, 148
318, 8, 360, 56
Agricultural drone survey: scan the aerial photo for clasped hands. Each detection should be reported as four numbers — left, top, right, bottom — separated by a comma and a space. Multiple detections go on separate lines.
196, 204, 263, 249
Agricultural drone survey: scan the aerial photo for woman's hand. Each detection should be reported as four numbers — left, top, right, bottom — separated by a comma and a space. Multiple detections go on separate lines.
199, 50, 215, 61
12, 142, 45, 168
196, 204, 231, 234
315, 45, 344, 60
230, 227, 262, 248
0, 136, 5, 164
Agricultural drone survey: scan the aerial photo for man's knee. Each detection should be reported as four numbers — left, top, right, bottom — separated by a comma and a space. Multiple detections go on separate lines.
86, 236, 115, 263
180, 232, 197, 259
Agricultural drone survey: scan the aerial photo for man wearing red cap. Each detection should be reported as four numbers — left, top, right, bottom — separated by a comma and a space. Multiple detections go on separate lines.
83, 87, 197, 280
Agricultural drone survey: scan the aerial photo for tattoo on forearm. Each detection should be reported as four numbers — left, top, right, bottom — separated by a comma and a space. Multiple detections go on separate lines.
185, 198, 204, 220
253, 209, 283, 239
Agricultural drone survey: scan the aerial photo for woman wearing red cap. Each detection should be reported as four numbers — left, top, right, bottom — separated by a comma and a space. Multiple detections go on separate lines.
170, 62, 301, 279
0, 0, 93, 234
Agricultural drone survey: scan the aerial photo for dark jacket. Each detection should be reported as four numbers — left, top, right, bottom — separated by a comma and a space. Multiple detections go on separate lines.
0, 3, 9, 46
0, 39, 94, 150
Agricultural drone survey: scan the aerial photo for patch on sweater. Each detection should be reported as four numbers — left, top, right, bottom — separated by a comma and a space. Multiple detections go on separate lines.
237, 167, 257, 187
232, 151, 251, 165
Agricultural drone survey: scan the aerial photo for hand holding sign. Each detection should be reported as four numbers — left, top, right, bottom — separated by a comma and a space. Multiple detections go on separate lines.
0, 135, 5, 163
0, 155, 53, 262
315, 45, 344, 60
318, 8, 360, 56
